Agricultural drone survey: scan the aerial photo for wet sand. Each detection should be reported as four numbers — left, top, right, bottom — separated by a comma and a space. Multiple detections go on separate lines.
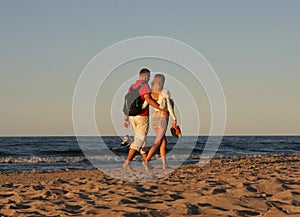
1, 155, 299, 216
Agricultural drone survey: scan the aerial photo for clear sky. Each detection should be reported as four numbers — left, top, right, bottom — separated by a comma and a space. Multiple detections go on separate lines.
1, 0, 300, 136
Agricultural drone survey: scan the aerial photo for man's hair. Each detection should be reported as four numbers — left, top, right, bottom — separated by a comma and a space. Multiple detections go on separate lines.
139, 68, 150, 75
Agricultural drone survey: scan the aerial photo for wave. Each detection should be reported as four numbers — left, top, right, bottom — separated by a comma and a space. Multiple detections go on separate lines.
0, 156, 87, 164
40, 149, 84, 156
0, 154, 206, 165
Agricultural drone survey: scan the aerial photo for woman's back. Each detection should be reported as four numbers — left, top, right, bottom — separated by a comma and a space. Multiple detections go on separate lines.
145, 88, 176, 120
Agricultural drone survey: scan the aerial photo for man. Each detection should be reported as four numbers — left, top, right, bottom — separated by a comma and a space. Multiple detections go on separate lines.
123, 68, 168, 171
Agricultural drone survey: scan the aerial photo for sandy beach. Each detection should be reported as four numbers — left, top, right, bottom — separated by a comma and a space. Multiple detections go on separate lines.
1, 155, 299, 217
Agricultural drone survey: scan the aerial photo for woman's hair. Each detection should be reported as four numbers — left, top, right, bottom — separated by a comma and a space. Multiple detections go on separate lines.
151, 74, 165, 101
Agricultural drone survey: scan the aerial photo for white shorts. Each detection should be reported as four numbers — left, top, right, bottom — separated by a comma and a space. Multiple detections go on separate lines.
151, 112, 169, 130
129, 115, 149, 154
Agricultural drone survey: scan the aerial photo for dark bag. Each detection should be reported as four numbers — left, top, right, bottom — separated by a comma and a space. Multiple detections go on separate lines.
169, 98, 175, 109
123, 82, 146, 116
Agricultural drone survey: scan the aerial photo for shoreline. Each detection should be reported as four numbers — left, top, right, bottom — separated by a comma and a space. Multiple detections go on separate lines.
1, 155, 299, 216
2, 153, 299, 174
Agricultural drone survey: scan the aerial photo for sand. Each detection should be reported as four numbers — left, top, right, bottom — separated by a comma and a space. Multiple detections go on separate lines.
0, 155, 299, 217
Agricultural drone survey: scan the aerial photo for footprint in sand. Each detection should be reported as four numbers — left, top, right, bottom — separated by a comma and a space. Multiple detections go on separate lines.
236, 209, 260, 216
212, 188, 227, 194
75, 193, 95, 205
246, 186, 258, 193
186, 203, 201, 215
124, 213, 148, 217
149, 210, 170, 217
213, 206, 229, 211
32, 184, 45, 190
17, 211, 47, 217
119, 198, 136, 204
10, 203, 31, 209
292, 200, 300, 206
59, 204, 83, 215
198, 202, 212, 207
54, 178, 70, 184
292, 191, 300, 196
170, 194, 184, 200
94, 204, 110, 209
2, 183, 14, 188
0, 193, 14, 198
127, 196, 151, 204
65, 204, 82, 210
50, 188, 69, 196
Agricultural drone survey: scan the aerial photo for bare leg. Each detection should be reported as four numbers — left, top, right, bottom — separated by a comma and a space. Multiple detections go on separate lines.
145, 127, 166, 162
141, 153, 147, 162
160, 135, 168, 169
123, 148, 137, 171
142, 128, 165, 172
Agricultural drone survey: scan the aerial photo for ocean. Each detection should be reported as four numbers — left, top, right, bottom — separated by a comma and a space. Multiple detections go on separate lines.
0, 136, 299, 173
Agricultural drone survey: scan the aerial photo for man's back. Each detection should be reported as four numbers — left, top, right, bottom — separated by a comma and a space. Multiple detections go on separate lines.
128, 80, 151, 116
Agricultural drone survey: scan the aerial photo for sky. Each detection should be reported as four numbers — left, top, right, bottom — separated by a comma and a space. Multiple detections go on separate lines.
0, 0, 300, 136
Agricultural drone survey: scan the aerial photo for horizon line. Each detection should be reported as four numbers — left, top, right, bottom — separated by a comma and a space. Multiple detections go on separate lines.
0, 134, 300, 137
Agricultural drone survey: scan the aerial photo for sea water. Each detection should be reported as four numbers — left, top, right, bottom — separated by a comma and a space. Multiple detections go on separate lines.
0, 136, 299, 172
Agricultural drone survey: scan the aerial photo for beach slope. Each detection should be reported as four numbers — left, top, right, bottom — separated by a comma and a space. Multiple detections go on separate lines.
1, 155, 299, 216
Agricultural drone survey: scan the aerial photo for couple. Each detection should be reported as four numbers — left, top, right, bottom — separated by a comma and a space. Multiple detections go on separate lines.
122, 68, 178, 172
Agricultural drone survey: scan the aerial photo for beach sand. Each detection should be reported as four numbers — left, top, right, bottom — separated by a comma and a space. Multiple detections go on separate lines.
1, 155, 299, 217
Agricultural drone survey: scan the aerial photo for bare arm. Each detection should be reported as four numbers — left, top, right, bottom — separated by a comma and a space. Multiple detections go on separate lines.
144, 94, 161, 110
166, 97, 176, 120
163, 89, 177, 127
123, 114, 129, 128
144, 94, 169, 117
124, 114, 129, 121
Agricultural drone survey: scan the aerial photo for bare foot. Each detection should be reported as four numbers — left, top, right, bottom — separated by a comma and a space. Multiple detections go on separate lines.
123, 162, 133, 172
142, 161, 150, 172
162, 164, 168, 170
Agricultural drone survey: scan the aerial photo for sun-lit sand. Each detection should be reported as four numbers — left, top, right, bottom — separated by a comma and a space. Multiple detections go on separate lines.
1, 155, 299, 216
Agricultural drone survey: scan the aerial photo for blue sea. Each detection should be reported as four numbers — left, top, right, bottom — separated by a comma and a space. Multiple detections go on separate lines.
0, 136, 299, 172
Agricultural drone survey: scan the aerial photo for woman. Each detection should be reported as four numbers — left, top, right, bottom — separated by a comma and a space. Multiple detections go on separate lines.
142, 74, 177, 171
